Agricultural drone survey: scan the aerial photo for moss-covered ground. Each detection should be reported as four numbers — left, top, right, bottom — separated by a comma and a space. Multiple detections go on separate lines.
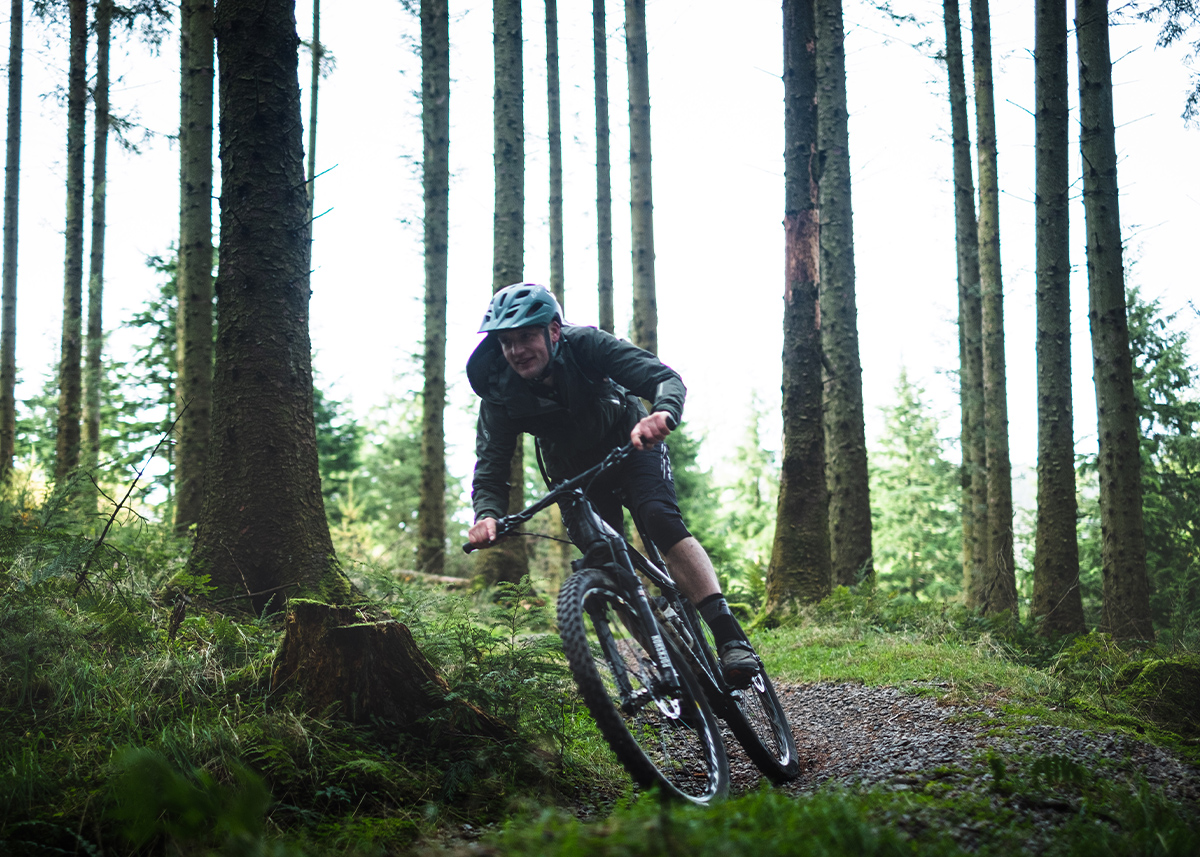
2, 527, 1198, 857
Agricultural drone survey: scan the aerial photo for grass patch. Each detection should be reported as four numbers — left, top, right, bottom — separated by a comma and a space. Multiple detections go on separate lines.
2, 512, 1197, 855
482, 776, 1199, 857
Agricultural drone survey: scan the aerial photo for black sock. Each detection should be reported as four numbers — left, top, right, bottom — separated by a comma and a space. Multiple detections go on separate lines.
697, 593, 739, 648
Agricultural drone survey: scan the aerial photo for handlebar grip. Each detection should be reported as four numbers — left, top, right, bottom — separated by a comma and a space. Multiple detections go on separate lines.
463, 520, 510, 553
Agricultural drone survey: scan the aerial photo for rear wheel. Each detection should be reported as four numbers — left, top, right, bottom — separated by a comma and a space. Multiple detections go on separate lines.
681, 603, 800, 784
557, 567, 729, 804
723, 668, 800, 782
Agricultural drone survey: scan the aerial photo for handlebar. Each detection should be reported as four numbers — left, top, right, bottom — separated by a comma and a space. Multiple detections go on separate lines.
462, 442, 636, 553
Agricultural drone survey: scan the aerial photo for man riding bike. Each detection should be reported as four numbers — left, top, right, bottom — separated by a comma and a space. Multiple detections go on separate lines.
465, 282, 761, 688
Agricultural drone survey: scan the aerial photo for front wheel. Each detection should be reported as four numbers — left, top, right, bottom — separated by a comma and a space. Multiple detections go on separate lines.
557, 567, 729, 804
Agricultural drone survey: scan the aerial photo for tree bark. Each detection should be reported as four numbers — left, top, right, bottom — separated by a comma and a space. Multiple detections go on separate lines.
816, 0, 872, 587
419, 0, 449, 576
82, 0, 112, 496
544, 0, 573, 579
546, 0, 564, 310
766, 0, 832, 618
175, 0, 215, 535
0, 0, 22, 479
272, 601, 510, 741
1076, 0, 1153, 640
944, 0, 986, 609
593, 0, 613, 334
1032, 0, 1085, 635
479, 0, 528, 587
971, 0, 1016, 616
54, 0, 88, 483
186, 0, 346, 613
625, 0, 656, 354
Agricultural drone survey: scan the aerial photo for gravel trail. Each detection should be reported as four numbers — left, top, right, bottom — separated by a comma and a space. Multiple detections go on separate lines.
726, 680, 1200, 808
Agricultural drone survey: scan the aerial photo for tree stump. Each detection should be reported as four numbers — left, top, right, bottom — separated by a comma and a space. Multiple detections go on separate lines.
271, 600, 509, 742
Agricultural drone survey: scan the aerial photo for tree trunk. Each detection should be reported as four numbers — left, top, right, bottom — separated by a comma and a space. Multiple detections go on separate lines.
0, 0, 22, 479
766, 0, 832, 617
625, 0, 656, 354
82, 0, 112, 498
816, 0, 872, 587
971, 0, 1016, 616
1032, 0, 1085, 635
1076, 0, 1153, 640
546, 0, 564, 310
186, 0, 346, 614
944, 0, 986, 609
175, 0, 215, 535
593, 0, 613, 334
418, 0, 449, 576
544, 0, 573, 580
54, 0, 87, 483
272, 601, 509, 741
479, 0, 528, 587
306, 0, 320, 221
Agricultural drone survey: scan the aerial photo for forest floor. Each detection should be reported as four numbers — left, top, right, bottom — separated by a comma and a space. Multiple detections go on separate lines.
764, 680, 1197, 849
426, 678, 1200, 856
5, 552, 1200, 856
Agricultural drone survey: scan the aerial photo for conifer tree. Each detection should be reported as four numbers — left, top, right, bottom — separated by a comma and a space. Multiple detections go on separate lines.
175, 0, 215, 533
478, 0, 529, 586
943, 0, 986, 607
0, 0, 22, 478
817, 0, 872, 586
1032, 0, 1085, 634
186, 0, 345, 610
82, 0, 113, 494
306, 0, 321, 221
971, 0, 1016, 615
871, 371, 961, 599
626, 0, 656, 353
594, 0, 614, 333
54, 0, 88, 483
418, 0, 449, 576
1076, 0, 1153, 639
767, 0, 831, 617
546, 0, 563, 309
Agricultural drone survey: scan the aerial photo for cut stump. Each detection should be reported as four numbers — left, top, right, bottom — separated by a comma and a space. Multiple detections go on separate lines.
271, 600, 509, 742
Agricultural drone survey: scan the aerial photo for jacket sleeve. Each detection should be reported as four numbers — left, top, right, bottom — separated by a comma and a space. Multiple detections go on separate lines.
471, 401, 520, 522
570, 328, 686, 427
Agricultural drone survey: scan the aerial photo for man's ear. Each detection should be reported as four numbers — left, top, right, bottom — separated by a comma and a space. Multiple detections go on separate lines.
548, 320, 562, 343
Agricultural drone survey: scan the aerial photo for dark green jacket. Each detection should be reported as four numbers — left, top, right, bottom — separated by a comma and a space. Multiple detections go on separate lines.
467, 324, 686, 522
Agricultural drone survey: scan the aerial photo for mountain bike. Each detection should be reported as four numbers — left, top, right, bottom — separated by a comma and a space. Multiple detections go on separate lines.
464, 443, 799, 803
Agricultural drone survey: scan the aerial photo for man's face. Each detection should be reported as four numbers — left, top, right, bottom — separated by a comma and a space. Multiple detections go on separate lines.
498, 321, 560, 381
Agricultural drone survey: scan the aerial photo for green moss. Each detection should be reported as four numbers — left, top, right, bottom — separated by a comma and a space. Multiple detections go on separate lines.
1115, 657, 1200, 737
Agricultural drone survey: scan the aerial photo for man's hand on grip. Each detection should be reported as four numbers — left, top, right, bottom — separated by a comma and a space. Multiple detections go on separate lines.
631, 411, 673, 450
468, 517, 500, 548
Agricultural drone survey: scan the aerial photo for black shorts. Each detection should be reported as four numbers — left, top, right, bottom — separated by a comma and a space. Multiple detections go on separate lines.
559, 442, 692, 555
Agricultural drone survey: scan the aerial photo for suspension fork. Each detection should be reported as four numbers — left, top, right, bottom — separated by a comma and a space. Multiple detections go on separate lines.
562, 488, 684, 697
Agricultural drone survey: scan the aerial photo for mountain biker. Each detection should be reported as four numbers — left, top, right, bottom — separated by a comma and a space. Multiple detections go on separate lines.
465, 282, 761, 688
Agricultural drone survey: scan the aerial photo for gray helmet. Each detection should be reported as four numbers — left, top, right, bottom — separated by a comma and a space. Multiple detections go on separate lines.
479, 283, 563, 333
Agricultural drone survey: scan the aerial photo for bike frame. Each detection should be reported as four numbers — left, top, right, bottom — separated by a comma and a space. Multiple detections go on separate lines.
466, 440, 776, 737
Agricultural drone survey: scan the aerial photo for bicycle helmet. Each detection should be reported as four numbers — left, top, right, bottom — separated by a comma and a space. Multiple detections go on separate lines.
479, 283, 563, 333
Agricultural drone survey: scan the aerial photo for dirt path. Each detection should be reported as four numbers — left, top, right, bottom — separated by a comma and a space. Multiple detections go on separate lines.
728, 680, 1199, 810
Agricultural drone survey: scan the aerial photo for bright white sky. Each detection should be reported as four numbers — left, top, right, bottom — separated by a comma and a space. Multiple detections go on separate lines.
7, 0, 1198, 495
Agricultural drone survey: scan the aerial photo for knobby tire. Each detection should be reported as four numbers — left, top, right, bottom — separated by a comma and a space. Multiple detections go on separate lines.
557, 567, 729, 804
674, 602, 800, 784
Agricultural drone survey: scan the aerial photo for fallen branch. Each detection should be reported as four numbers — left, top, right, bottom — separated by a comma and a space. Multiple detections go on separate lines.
391, 568, 471, 588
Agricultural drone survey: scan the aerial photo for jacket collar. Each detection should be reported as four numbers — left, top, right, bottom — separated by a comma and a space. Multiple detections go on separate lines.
467, 329, 572, 413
